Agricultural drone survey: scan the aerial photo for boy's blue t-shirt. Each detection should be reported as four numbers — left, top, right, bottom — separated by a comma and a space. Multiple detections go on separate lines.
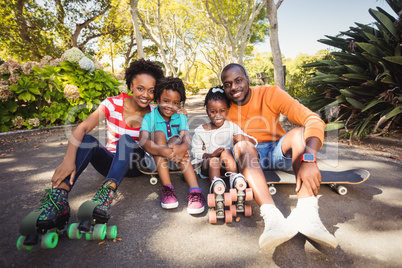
140, 107, 189, 138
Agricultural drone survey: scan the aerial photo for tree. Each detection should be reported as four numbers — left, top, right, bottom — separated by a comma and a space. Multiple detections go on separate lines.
265, 0, 285, 90
204, 0, 268, 66
129, 0, 144, 59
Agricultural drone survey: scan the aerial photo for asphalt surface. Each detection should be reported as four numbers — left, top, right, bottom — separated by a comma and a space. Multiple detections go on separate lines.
1, 90, 401, 268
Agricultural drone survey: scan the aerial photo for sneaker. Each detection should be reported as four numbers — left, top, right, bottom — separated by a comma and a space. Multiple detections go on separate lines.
225, 172, 247, 190
259, 204, 298, 251
209, 177, 226, 194
187, 188, 205, 214
288, 205, 337, 248
37, 188, 70, 232
161, 185, 179, 209
92, 181, 116, 221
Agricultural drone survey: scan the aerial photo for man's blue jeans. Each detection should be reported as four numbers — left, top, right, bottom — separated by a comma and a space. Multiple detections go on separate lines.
63, 134, 145, 190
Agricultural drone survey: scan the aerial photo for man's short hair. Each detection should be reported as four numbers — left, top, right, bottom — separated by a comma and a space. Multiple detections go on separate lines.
221, 63, 249, 82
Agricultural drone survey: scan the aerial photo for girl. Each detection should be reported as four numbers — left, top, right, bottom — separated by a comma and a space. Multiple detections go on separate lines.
191, 86, 258, 196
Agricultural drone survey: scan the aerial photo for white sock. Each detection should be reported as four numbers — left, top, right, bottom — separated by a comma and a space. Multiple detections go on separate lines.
260, 204, 276, 216
297, 196, 318, 208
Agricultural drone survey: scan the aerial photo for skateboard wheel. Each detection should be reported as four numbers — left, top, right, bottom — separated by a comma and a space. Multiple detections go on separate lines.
269, 185, 277, 195
93, 224, 107, 240
207, 194, 216, 208
41, 232, 58, 249
244, 205, 252, 217
245, 188, 253, 201
209, 210, 217, 224
337, 186, 347, 195
225, 210, 233, 223
224, 193, 232, 206
107, 225, 117, 239
229, 188, 237, 202
16, 236, 34, 251
230, 204, 237, 217
150, 177, 158, 185
68, 223, 83, 239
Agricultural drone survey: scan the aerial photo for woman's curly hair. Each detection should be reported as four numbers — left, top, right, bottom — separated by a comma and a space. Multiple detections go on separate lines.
154, 76, 186, 104
125, 59, 164, 89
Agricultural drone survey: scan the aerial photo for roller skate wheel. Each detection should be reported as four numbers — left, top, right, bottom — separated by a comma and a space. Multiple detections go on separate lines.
244, 205, 252, 217
16, 236, 34, 251
207, 193, 216, 208
209, 210, 217, 224
225, 210, 233, 223
86, 233, 94, 241
224, 192, 233, 206
230, 204, 237, 217
41, 232, 58, 249
245, 188, 253, 201
93, 224, 107, 240
150, 176, 158, 185
68, 223, 83, 239
229, 188, 237, 202
107, 225, 118, 239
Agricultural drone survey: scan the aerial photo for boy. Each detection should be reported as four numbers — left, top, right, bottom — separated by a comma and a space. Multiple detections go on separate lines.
139, 77, 205, 215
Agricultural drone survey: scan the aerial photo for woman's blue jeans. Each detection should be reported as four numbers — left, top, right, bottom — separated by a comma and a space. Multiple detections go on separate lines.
63, 134, 145, 190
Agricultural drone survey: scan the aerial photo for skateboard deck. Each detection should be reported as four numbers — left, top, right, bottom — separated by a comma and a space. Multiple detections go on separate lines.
139, 160, 202, 185
264, 168, 370, 195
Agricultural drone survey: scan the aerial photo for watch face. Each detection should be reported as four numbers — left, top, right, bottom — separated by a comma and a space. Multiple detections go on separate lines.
303, 154, 315, 162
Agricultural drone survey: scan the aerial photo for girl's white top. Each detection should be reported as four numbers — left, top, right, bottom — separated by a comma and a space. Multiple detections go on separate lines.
191, 120, 258, 161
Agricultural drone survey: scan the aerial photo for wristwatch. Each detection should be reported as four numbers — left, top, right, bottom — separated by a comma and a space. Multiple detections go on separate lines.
300, 153, 317, 163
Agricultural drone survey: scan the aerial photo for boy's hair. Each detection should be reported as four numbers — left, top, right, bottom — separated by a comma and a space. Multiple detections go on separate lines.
154, 76, 186, 104
125, 59, 164, 89
204, 86, 231, 108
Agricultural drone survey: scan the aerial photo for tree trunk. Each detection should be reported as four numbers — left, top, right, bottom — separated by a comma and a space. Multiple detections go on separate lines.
266, 0, 285, 90
129, 0, 144, 59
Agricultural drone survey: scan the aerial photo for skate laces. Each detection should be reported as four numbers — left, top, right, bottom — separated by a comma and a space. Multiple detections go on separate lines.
39, 189, 60, 211
93, 184, 114, 204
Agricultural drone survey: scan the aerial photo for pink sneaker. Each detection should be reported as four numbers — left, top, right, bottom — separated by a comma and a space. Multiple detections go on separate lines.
161, 186, 179, 209
186, 188, 205, 214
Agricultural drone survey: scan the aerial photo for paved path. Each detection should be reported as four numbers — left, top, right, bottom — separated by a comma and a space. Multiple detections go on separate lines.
1, 89, 402, 267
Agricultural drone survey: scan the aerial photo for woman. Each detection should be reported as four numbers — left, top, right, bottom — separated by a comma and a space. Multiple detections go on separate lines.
21, 59, 164, 239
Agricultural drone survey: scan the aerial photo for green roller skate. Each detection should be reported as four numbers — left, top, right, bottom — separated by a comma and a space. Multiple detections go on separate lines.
68, 181, 118, 241
17, 188, 70, 250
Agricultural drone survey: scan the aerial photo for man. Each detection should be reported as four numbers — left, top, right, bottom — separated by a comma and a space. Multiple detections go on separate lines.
222, 63, 337, 251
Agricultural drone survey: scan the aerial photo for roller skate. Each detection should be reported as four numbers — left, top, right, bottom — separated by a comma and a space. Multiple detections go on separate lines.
17, 188, 70, 250
207, 177, 234, 224
226, 172, 253, 218
67, 181, 117, 241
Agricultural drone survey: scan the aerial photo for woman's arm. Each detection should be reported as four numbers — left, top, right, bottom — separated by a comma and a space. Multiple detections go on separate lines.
139, 130, 173, 158
52, 108, 106, 189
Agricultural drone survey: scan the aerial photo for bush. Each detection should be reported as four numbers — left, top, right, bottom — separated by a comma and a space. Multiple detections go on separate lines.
0, 49, 120, 132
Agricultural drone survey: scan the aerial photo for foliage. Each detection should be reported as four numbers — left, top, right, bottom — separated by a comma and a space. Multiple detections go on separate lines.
183, 81, 200, 95
285, 50, 332, 99
0, 50, 120, 132
302, 1, 402, 139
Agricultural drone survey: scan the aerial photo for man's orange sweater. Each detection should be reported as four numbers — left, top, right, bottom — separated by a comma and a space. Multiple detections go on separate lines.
227, 85, 326, 145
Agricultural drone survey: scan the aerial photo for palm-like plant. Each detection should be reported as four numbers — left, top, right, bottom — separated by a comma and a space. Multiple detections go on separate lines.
302, 0, 401, 139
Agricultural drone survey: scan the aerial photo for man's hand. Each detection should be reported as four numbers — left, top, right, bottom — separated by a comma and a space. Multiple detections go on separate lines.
52, 159, 76, 189
296, 162, 321, 196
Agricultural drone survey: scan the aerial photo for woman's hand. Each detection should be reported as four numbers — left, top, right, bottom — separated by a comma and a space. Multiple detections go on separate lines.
177, 107, 188, 117
51, 159, 76, 189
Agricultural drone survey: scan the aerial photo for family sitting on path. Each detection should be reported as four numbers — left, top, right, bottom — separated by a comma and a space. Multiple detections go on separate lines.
19, 59, 337, 252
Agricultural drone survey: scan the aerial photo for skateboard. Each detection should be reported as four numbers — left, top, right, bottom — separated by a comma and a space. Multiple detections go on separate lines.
264, 168, 370, 195
17, 209, 69, 250
67, 201, 117, 241
139, 160, 202, 185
